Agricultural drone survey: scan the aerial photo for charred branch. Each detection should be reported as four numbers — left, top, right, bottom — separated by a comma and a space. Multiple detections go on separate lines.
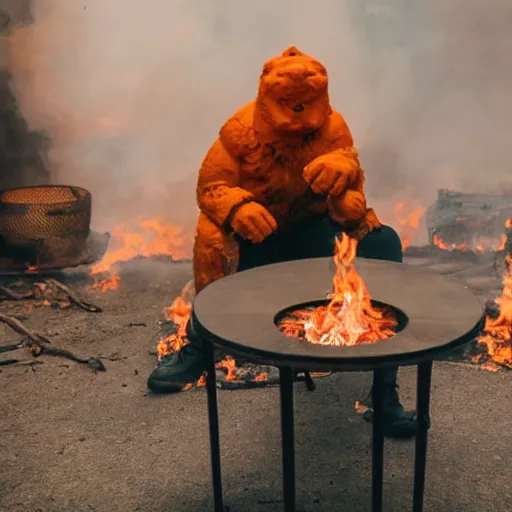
0, 313, 105, 371
0, 278, 102, 312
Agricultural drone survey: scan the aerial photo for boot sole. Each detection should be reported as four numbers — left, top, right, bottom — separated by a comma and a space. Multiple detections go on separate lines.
147, 377, 194, 394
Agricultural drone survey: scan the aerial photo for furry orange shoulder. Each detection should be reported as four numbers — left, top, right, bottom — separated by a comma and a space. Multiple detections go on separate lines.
219, 102, 258, 159
318, 110, 355, 149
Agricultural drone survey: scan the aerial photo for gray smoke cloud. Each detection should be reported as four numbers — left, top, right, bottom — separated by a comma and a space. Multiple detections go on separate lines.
6, 0, 512, 246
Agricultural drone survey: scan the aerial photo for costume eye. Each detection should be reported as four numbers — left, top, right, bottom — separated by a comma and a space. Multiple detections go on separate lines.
293, 104, 305, 113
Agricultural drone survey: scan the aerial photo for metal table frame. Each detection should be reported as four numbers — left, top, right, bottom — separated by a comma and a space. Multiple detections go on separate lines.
191, 258, 483, 511
203, 337, 432, 512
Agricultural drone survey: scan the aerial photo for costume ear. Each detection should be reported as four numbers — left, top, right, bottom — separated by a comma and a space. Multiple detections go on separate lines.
281, 46, 304, 57
261, 59, 274, 76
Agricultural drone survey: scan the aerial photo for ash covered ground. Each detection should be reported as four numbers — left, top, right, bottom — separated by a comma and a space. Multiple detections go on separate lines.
0, 256, 510, 512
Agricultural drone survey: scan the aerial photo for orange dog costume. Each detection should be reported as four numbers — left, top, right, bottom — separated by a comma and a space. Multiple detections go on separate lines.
193, 46, 381, 293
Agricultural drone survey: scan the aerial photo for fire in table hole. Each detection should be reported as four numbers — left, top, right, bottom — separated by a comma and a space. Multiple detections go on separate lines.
276, 233, 407, 346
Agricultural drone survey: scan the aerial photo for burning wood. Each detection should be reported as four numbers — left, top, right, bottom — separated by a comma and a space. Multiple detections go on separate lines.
427, 189, 512, 253
278, 233, 397, 345
89, 217, 191, 291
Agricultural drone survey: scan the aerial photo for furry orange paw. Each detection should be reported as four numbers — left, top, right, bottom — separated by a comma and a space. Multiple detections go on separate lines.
230, 202, 277, 243
303, 151, 360, 197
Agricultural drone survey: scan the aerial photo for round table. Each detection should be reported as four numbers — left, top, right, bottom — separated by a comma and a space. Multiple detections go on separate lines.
190, 257, 484, 512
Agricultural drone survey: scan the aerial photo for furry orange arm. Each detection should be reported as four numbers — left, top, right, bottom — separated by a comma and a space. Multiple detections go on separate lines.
196, 139, 254, 228
304, 112, 364, 196
310, 111, 381, 235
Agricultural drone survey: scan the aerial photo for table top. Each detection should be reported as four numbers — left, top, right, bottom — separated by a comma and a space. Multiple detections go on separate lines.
191, 258, 484, 371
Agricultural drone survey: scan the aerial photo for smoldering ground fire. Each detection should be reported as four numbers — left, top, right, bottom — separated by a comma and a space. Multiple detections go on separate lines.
89, 215, 511, 376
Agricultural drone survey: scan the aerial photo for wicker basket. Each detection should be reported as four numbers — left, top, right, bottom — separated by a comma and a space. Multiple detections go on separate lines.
0, 186, 92, 264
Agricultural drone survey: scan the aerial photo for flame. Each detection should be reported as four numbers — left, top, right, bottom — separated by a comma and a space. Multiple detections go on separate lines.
496, 219, 512, 252
432, 218, 512, 253
432, 234, 469, 251
475, 219, 512, 369
393, 201, 425, 250
216, 355, 238, 381
90, 217, 190, 291
156, 294, 193, 359
156, 283, 269, 385
279, 234, 397, 346
254, 372, 269, 382
477, 255, 512, 369
496, 235, 507, 252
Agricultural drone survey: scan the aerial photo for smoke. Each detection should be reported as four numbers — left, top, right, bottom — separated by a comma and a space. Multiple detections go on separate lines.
6, 0, 512, 238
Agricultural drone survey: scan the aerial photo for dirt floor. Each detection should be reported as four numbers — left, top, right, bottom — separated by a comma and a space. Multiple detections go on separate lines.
0, 254, 511, 512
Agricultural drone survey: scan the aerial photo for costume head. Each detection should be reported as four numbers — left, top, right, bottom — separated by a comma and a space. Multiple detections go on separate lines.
256, 46, 332, 135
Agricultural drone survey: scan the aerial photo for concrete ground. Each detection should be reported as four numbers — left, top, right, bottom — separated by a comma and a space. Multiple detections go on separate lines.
0, 260, 511, 512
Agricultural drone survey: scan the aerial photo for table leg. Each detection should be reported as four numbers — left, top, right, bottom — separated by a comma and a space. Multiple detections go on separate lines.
412, 361, 433, 512
279, 367, 296, 512
371, 369, 385, 512
205, 340, 224, 512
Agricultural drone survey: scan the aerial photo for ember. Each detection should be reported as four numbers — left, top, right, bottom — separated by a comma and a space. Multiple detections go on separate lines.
278, 233, 397, 346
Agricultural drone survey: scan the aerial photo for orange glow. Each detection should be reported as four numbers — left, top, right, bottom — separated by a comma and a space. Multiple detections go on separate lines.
393, 201, 425, 250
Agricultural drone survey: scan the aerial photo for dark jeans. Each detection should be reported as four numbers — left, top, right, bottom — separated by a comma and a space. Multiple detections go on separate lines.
238, 217, 402, 269
237, 217, 402, 385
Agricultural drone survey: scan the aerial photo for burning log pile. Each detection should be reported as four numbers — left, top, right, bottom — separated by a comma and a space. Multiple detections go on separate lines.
426, 189, 512, 253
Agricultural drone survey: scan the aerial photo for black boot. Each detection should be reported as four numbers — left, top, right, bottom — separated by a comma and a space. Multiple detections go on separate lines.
362, 367, 425, 439
147, 324, 206, 393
